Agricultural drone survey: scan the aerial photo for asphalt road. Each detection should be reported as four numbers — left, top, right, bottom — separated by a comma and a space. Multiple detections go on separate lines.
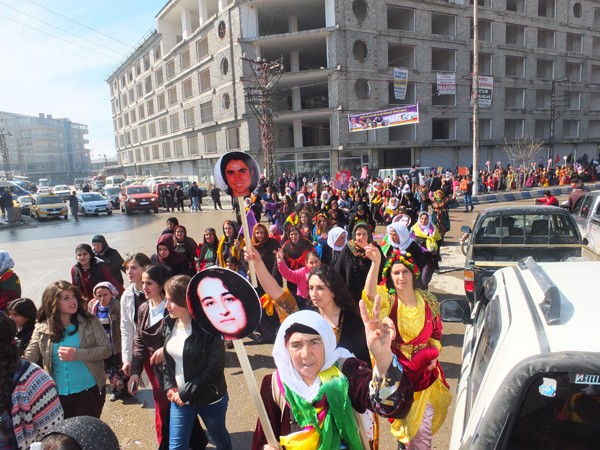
1, 196, 553, 449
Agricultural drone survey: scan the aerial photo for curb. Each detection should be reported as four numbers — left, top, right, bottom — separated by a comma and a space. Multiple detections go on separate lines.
470, 182, 600, 205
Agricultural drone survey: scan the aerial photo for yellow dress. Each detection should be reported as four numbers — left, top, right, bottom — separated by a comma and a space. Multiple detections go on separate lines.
363, 286, 452, 444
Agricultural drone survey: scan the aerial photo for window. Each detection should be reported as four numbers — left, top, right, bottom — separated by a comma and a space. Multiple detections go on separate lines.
135, 62, 141, 76
505, 88, 525, 108
168, 85, 179, 109
563, 120, 579, 138
353, 40, 367, 62
143, 53, 150, 71
132, 128, 139, 144
432, 118, 456, 140
590, 93, 600, 111
187, 135, 199, 155
535, 119, 550, 139
128, 89, 135, 103
568, 92, 581, 110
431, 13, 456, 37
148, 122, 157, 138
140, 125, 147, 141
143, 146, 150, 160
470, 19, 492, 41
537, 29, 555, 50
184, 108, 195, 128
173, 139, 183, 157
226, 127, 240, 150
196, 37, 209, 60
162, 142, 171, 158
536, 59, 554, 80
506, 0, 525, 13
387, 6, 414, 31
124, 114, 130, 127
355, 79, 370, 99
144, 76, 152, 94
157, 93, 165, 110
182, 78, 193, 99
595, 8, 600, 27
566, 63, 582, 82
180, 50, 190, 70
566, 34, 583, 53
138, 105, 145, 120
166, 59, 176, 79
218, 21, 226, 39
593, 65, 600, 83
506, 24, 525, 46
388, 44, 415, 69
146, 99, 155, 115
121, 94, 128, 107
159, 118, 168, 135
479, 118, 492, 140
432, 84, 455, 106
221, 58, 229, 75
506, 56, 525, 78
594, 38, 600, 56
152, 144, 160, 159
153, 44, 162, 61
199, 69, 211, 93
431, 48, 456, 72
538, 0, 555, 18
130, 110, 137, 123
155, 68, 164, 87
535, 90, 551, 109
504, 119, 524, 139
170, 113, 180, 132
222, 93, 231, 110
470, 52, 492, 75
205, 132, 217, 153
200, 101, 213, 123
136, 83, 143, 98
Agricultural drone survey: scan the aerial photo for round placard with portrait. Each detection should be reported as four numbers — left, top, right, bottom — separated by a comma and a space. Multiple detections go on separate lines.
214, 151, 260, 198
187, 267, 261, 340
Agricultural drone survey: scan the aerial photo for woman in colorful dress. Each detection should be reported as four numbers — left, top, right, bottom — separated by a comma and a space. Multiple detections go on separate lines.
195, 227, 219, 272
312, 213, 333, 264
429, 190, 450, 241
216, 220, 246, 269
410, 212, 442, 290
363, 246, 452, 450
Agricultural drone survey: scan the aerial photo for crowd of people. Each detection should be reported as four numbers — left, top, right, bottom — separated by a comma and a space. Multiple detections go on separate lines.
5, 158, 598, 450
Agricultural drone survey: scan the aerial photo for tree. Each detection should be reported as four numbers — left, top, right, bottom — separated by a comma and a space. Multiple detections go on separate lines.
503, 136, 544, 170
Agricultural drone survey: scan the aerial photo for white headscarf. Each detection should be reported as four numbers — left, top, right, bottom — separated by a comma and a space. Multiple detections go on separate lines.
386, 222, 412, 252
272, 310, 353, 402
0, 250, 14, 274
297, 193, 307, 204
326, 227, 347, 251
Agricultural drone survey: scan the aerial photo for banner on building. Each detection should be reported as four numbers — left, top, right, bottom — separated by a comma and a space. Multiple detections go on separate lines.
348, 104, 419, 132
436, 73, 456, 95
393, 68, 408, 100
471, 75, 494, 108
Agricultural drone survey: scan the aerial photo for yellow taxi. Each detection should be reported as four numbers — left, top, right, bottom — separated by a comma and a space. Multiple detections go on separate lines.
30, 193, 68, 220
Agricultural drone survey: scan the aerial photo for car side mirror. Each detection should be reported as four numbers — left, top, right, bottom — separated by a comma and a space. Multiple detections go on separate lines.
440, 298, 471, 324
460, 225, 472, 234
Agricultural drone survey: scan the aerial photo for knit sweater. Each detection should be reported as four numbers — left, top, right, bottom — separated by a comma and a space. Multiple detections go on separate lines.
11, 361, 64, 449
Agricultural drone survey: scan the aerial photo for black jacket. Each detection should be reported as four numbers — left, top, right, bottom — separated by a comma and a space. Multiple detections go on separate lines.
161, 318, 227, 407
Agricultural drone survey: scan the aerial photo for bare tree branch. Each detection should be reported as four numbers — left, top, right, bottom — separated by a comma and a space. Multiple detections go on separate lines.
503, 136, 545, 170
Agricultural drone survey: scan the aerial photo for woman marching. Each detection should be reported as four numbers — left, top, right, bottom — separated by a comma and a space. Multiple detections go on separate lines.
162, 275, 232, 450
251, 304, 414, 450
71, 244, 124, 305
363, 245, 452, 449
430, 190, 450, 242
195, 227, 220, 272
410, 212, 442, 290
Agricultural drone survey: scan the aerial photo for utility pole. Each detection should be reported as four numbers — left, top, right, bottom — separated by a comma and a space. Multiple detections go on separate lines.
243, 56, 284, 182
0, 120, 13, 179
472, 0, 479, 195
549, 79, 556, 161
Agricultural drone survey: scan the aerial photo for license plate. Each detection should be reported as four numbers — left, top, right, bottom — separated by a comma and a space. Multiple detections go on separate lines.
140, 202, 149, 205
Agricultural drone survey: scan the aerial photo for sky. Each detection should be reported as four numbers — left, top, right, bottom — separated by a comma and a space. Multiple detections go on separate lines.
0, 0, 168, 159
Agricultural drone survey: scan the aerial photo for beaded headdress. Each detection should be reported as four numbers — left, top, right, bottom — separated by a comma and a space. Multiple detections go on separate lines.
380, 250, 420, 294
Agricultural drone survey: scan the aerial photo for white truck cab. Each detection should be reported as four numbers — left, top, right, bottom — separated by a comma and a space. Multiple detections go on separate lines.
441, 258, 600, 450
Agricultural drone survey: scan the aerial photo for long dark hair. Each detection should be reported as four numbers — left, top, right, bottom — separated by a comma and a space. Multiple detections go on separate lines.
165, 275, 191, 308
308, 265, 358, 314
0, 311, 19, 437
143, 264, 173, 299
38, 280, 91, 342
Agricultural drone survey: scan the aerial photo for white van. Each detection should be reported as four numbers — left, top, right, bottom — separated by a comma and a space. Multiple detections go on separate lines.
378, 166, 431, 180
105, 175, 126, 187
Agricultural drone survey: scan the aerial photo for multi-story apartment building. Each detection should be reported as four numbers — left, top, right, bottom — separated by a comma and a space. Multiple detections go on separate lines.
0, 112, 91, 184
107, 0, 600, 181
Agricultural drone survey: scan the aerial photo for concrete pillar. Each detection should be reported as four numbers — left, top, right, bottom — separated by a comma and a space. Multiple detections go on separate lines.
292, 87, 301, 111
290, 51, 299, 72
324, 0, 335, 27
289, 16, 298, 33
293, 120, 303, 148
181, 9, 193, 40
218, 0, 226, 12
198, 0, 208, 26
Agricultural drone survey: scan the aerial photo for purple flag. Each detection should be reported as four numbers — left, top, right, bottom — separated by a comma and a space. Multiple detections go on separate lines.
238, 208, 258, 237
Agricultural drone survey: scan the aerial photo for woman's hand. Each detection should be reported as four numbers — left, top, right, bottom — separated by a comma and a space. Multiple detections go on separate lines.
364, 243, 381, 263
426, 357, 438, 372
150, 347, 164, 366
121, 361, 132, 377
275, 248, 284, 263
359, 296, 395, 374
166, 388, 184, 406
58, 346, 76, 362
128, 374, 140, 395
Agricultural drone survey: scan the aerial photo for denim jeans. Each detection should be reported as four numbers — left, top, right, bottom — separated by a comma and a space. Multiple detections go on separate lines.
464, 193, 473, 210
191, 197, 200, 212
169, 393, 232, 450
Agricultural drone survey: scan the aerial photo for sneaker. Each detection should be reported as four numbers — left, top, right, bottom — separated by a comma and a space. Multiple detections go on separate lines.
224, 340, 234, 350
249, 331, 266, 344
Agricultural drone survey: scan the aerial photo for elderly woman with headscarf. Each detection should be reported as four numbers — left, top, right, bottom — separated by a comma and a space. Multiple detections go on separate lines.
411, 212, 442, 289
0, 250, 21, 311
173, 225, 198, 270
334, 223, 383, 302
383, 196, 400, 225
251, 307, 414, 450
326, 226, 348, 265
347, 203, 376, 233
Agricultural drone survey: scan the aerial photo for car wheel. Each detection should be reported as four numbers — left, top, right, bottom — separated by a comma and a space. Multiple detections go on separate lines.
125, 206, 132, 215
64, 215, 68, 220
154, 208, 159, 214
84, 210, 89, 217
108, 210, 112, 215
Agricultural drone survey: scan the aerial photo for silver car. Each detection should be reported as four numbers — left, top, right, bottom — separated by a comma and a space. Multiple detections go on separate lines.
570, 190, 600, 258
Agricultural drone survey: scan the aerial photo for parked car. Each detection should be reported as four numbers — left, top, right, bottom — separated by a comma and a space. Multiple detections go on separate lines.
16, 195, 33, 215
30, 193, 68, 220
36, 185, 51, 194
151, 182, 177, 207
119, 185, 159, 214
73, 178, 86, 190
570, 190, 600, 257
92, 180, 105, 191
102, 186, 122, 208
52, 184, 71, 202
460, 205, 582, 304
441, 258, 600, 450
77, 192, 113, 216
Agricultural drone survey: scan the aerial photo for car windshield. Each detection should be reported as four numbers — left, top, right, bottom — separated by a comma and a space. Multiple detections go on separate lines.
81, 194, 103, 201
105, 187, 121, 194
505, 372, 600, 448
54, 185, 69, 190
19, 197, 32, 204
37, 196, 61, 205
128, 186, 150, 194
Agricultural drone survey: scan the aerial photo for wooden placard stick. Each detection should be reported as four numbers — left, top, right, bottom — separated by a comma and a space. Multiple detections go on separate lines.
239, 196, 258, 287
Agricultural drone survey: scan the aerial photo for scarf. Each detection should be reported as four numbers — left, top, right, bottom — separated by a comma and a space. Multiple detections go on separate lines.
272, 311, 360, 450
346, 224, 372, 258
326, 227, 347, 252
